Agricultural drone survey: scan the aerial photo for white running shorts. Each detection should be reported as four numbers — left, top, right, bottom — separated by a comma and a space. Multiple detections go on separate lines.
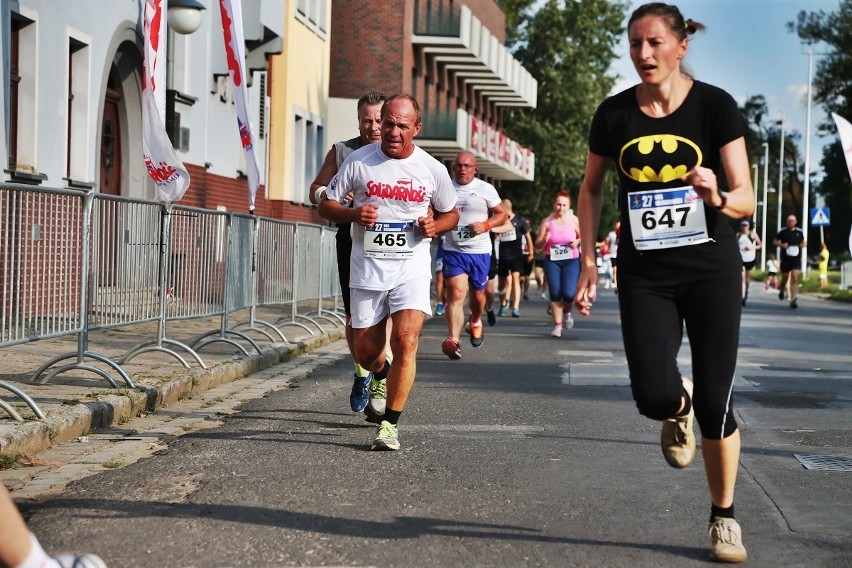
350, 278, 432, 329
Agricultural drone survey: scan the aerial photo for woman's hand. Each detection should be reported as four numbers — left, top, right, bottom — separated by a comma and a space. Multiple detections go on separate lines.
574, 262, 598, 317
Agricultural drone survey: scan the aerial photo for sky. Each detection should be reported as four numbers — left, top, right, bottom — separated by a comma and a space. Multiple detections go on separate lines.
610, 0, 842, 184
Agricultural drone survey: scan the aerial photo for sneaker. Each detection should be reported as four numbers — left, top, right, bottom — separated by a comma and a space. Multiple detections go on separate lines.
441, 337, 462, 360
53, 555, 108, 568
540, 292, 547, 300
511, 308, 520, 318
486, 308, 497, 327
779, 289, 786, 300
708, 517, 748, 563
523, 294, 529, 300
371, 420, 400, 451
363, 375, 387, 422
661, 377, 696, 468
469, 319, 484, 348
551, 325, 562, 338
349, 372, 371, 412
498, 306, 508, 317
435, 302, 445, 316
564, 312, 574, 329
790, 298, 798, 309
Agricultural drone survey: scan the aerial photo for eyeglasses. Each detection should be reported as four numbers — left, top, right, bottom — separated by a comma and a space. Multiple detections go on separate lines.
454, 164, 476, 169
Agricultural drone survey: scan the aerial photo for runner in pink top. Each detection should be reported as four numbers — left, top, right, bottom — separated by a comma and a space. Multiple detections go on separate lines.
535, 191, 582, 337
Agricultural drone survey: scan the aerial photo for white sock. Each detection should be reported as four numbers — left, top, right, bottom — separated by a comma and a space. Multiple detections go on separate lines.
16, 533, 61, 568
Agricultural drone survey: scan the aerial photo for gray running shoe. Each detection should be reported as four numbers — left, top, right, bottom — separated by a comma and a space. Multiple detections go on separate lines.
661, 377, 696, 468
708, 517, 748, 563
53, 555, 108, 568
371, 420, 400, 451
363, 376, 387, 422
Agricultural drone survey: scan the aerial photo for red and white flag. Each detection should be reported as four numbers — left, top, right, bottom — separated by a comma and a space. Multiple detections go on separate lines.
218, 0, 261, 212
832, 113, 852, 183
142, 0, 191, 202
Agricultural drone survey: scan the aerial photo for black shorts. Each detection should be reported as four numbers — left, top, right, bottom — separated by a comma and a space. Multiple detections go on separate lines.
610, 256, 618, 268
523, 258, 534, 275
497, 256, 526, 277
336, 224, 352, 314
488, 252, 498, 279
780, 257, 801, 273
742, 260, 756, 271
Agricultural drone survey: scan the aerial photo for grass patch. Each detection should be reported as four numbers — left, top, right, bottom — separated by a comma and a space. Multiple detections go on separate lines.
751, 270, 852, 303
0, 454, 20, 470
101, 460, 124, 469
117, 412, 132, 425
178, 391, 191, 402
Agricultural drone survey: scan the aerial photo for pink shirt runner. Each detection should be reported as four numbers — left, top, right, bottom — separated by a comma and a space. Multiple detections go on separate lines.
547, 214, 579, 259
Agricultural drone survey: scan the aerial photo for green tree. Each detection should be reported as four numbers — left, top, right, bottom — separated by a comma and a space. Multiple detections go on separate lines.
498, 0, 627, 235
789, 0, 852, 255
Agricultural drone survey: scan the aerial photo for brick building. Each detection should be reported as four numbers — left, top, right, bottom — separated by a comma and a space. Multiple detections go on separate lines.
325, 0, 536, 183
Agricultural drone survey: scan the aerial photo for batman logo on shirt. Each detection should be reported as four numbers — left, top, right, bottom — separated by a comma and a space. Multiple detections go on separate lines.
618, 135, 703, 183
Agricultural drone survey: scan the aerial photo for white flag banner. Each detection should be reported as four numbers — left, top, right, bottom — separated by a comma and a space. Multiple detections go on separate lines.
143, 0, 191, 203
832, 113, 852, 184
218, 0, 261, 212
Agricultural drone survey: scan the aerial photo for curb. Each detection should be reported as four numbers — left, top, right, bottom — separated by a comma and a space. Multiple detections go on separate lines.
0, 329, 345, 458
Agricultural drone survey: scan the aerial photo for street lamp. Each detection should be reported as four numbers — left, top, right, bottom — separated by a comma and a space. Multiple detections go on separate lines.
776, 113, 785, 262
801, 49, 814, 279
168, 0, 206, 35
761, 142, 769, 271
751, 163, 758, 224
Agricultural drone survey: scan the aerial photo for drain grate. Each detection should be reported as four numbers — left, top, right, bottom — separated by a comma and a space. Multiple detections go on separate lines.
793, 454, 852, 471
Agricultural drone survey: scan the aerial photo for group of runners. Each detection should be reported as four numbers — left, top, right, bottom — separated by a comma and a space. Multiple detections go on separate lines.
307, 2, 754, 562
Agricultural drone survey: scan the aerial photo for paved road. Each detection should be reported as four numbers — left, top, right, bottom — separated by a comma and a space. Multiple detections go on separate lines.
12, 286, 852, 567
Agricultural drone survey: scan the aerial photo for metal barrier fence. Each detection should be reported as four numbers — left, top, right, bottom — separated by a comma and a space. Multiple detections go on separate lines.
842, 261, 852, 290
0, 184, 342, 420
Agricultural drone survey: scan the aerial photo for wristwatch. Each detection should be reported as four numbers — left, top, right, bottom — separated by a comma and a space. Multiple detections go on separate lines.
715, 191, 728, 210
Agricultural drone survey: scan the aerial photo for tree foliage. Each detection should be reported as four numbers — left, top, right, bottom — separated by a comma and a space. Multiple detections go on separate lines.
498, 0, 628, 231
789, 0, 852, 255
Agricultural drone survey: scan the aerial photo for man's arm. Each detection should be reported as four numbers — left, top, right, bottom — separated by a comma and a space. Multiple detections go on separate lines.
469, 204, 508, 236
419, 207, 459, 239
309, 148, 338, 205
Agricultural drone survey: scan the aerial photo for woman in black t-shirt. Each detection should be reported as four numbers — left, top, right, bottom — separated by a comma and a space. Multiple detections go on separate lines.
574, 3, 754, 563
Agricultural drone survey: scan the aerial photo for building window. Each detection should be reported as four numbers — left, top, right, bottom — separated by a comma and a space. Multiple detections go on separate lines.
66, 37, 90, 182
8, 12, 39, 177
291, 109, 324, 204
295, 0, 327, 37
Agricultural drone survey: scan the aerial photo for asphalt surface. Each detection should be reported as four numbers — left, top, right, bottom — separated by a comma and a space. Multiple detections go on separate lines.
3, 285, 851, 567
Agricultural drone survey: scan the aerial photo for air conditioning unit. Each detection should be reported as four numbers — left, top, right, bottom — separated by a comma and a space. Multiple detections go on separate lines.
176, 127, 190, 153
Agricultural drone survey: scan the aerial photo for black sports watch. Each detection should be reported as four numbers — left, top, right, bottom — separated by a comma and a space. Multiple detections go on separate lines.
715, 191, 728, 210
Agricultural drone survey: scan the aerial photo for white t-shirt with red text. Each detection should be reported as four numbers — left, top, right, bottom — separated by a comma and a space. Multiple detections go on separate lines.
443, 177, 501, 255
326, 144, 457, 291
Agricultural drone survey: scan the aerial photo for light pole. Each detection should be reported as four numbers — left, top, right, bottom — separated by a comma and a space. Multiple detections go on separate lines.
801, 49, 813, 279
761, 142, 769, 271
751, 163, 758, 224
776, 113, 785, 262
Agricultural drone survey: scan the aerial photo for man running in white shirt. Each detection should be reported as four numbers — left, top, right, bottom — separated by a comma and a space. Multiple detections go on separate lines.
319, 94, 459, 450
441, 152, 507, 360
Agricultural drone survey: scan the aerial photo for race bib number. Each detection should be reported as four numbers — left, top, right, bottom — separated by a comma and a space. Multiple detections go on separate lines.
628, 186, 710, 251
364, 222, 415, 259
786, 245, 799, 257
550, 244, 573, 261
500, 228, 517, 242
452, 225, 476, 243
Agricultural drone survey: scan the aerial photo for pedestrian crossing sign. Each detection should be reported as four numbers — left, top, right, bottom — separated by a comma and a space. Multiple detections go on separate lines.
811, 207, 831, 227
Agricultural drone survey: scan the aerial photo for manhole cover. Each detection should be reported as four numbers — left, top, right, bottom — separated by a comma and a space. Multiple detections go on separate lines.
793, 454, 852, 472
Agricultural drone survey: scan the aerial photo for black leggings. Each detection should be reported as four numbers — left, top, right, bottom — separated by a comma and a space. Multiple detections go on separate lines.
618, 272, 740, 440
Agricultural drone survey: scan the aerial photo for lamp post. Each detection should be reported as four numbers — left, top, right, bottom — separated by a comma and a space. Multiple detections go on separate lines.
761, 142, 770, 271
751, 163, 758, 224
801, 49, 813, 279
776, 112, 785, 262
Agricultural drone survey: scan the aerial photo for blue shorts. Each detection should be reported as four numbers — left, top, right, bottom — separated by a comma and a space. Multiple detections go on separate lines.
442, 250, 491, 291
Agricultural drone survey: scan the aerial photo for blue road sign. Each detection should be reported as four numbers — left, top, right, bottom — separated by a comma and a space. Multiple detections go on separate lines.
811, 207, 831, 227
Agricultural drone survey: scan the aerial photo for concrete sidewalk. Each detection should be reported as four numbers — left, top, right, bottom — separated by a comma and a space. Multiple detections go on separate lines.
0, 308, 345, 458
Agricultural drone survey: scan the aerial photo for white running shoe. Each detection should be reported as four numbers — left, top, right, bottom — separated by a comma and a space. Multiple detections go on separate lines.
551, 325, 562, 338
564, 312, 574, 329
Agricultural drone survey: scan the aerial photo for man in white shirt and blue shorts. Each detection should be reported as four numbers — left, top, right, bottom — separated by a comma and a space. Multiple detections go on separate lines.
440, 151, 507, 360
319, 95, 459, 450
